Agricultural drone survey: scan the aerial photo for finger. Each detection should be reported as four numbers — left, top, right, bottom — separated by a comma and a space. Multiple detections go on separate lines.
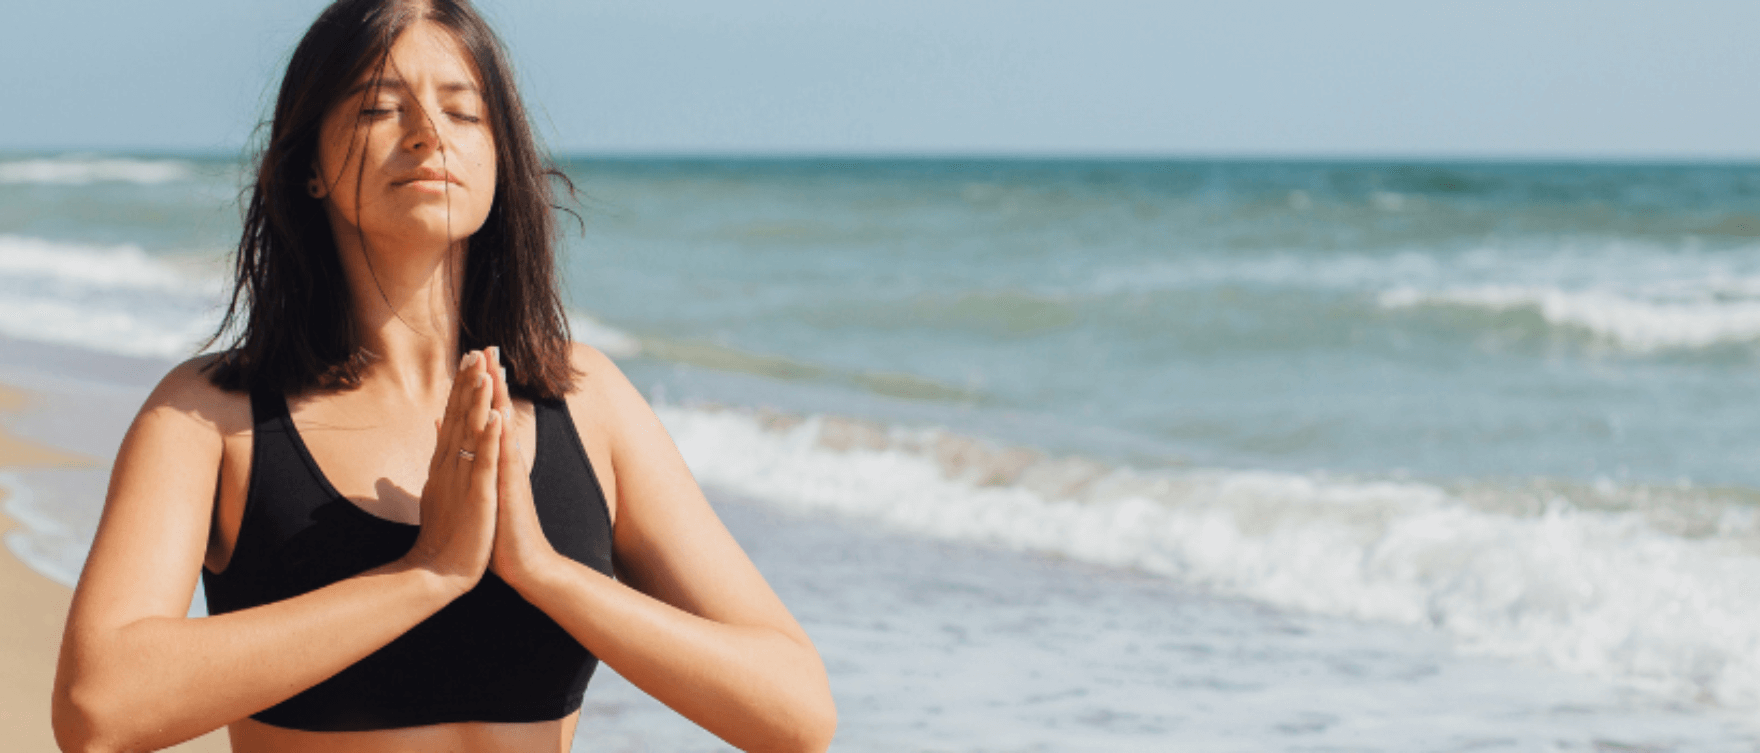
510, 408, 531, 474
487, 351, 522, 477
448, 351, 490, 451
466, 361, 493, 438
428, 416, 444, 475
446, 350, 480, 422
488, 346, 512, 413
471, 408, 503, 506
450, 367, 492, 476
430, 353, 469, 477
497, 406, 521, 499
439, 351, 480, 462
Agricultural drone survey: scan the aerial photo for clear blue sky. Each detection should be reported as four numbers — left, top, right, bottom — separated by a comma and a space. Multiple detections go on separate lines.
5, 0, 1759, 158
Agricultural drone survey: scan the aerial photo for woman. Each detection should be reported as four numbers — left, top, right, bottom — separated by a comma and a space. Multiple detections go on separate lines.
51, 1, 836, 751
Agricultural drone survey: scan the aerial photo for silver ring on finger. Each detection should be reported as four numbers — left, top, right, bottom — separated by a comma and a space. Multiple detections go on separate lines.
458, 448, 477, 462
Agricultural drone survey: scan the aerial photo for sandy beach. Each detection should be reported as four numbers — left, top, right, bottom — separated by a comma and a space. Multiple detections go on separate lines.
0, 382, 227, 752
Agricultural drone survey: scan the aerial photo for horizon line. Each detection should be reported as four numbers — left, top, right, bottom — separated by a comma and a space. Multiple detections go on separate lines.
7, 146, 1760, 166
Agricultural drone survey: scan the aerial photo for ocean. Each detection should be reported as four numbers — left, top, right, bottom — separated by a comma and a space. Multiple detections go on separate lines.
5, 153, 1760, 750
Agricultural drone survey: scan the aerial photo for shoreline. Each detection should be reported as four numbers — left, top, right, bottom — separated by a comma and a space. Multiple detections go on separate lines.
0, 383, 226, 752
0, 494, 76, 753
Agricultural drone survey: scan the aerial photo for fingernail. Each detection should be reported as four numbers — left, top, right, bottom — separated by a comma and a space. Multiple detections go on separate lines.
477, 372, 489, 388
487, 409, 501, 423
492, 346, 502, 366
460, 352, 473, 369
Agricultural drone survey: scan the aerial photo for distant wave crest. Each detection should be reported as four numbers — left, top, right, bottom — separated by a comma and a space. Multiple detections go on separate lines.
0, 156, 196, 185
1380, 283, 1760, 350
0, 235, 203, 292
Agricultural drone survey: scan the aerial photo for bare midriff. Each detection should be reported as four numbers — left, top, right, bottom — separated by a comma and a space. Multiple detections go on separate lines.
227, 713, 580, 753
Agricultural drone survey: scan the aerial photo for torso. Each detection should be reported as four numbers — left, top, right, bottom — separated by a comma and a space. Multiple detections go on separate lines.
202, 375, 620, 752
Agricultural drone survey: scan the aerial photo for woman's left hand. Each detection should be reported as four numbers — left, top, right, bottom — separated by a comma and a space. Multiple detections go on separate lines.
484, 346, 561, 588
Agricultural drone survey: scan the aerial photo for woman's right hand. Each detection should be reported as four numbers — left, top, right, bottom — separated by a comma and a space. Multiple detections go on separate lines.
403, 349, 503, 590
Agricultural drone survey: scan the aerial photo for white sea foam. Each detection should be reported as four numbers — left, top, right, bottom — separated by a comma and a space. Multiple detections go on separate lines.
1088, 241, 1760, 312
1380, 283, 1760, 350
1, 473, 83, 587
0, 296, 216, 360
1086, 251, 1448, 296
0, 235, 203, 292
661, 405, 1760, 708
0, 236, 223, 358
0, 156, 196, 185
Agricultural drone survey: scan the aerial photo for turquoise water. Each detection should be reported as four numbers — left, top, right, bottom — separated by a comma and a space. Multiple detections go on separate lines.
15, 154, 1760, 485
9, 153, 1760, 748
565, 158, 1760, 486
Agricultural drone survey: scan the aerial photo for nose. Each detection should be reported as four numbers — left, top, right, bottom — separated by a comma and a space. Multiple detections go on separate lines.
400, 108, 442, 154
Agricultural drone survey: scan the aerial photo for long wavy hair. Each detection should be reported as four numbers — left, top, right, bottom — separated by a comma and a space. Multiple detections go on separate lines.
206, 0, 576, 400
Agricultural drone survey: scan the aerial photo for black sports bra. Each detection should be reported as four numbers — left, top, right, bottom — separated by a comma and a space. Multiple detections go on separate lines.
201, 387, 615, 731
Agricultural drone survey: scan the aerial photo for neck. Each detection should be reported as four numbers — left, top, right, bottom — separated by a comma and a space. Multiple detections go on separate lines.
334, 230, 467, 399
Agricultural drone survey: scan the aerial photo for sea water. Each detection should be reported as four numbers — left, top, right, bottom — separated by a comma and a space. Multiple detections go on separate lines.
5, 153, 1760, 749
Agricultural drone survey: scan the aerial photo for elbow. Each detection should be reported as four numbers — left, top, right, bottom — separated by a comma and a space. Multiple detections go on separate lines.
782, 692, 838, 753
803, 706, 838, 753
52, 688, 102, 753
781, 647, 837, 753
742, 683, 836, 753
52, 680, 126, 753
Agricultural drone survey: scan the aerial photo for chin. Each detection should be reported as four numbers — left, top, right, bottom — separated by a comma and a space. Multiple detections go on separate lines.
408, 208, 489, 235
359, 220, 481, 250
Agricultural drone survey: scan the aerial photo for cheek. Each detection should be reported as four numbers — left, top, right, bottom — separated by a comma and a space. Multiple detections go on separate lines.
316, 120, 351, 177
464, 135, 496, 177
316, 135, 360, 202
465, 139, 497, 215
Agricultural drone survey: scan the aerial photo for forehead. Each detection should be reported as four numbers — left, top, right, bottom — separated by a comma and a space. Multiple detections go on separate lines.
354, 21, 483, 93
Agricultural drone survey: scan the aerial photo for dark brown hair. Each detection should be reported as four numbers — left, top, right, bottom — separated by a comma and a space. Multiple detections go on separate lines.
207, 0, 576, 399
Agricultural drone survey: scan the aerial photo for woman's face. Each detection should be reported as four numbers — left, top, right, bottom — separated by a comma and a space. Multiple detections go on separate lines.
314, 21, 496, 250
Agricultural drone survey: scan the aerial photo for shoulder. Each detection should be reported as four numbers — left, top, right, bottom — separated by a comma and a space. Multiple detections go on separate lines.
563, 341, 639, 405
133, 353, 253, 440
558, 341, 664, 454
566, 341, 618, 379
103, 354, 250, 520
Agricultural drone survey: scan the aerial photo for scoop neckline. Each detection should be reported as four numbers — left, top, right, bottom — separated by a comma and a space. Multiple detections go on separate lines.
279, 392, 542, 528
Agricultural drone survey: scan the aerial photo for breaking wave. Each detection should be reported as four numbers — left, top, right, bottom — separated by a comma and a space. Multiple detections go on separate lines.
662, 404, 1760, 708
0, 236, 222, 359
1380, 283, 1760, 351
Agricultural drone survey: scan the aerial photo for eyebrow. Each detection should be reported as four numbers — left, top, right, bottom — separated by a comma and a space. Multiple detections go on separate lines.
346, 77, 480, 97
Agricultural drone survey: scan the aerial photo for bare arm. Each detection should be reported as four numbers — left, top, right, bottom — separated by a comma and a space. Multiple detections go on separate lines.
53, 354, 504, 753
489, 344, 836, 753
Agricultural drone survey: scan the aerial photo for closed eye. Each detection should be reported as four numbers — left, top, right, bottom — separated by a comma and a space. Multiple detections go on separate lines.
448, 112, 482, 124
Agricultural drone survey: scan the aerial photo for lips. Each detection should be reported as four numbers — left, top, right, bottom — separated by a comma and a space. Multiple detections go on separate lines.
393, 167, 461, 186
